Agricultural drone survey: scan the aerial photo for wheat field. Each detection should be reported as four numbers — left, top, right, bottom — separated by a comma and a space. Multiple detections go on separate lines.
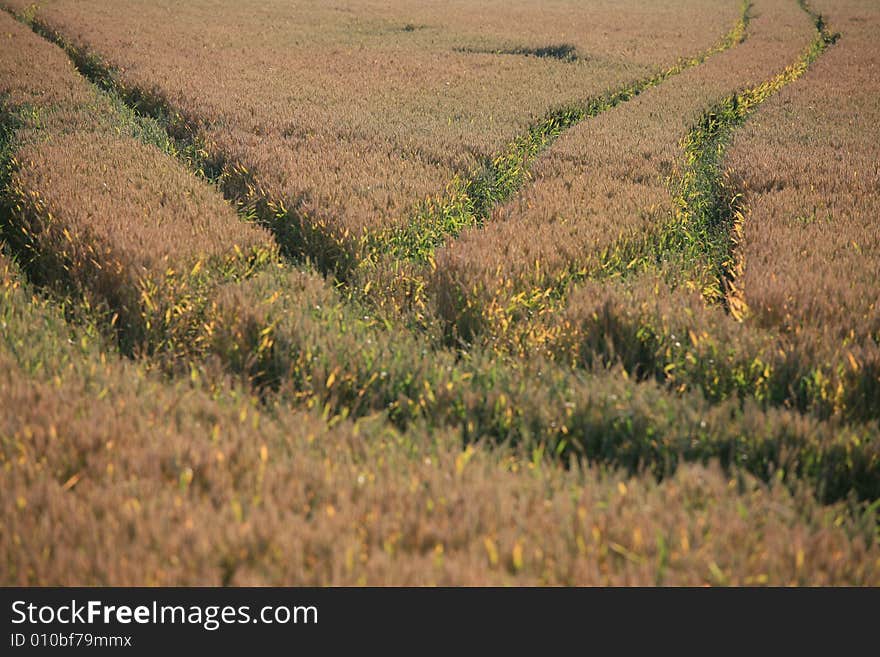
0, 0, 877, 585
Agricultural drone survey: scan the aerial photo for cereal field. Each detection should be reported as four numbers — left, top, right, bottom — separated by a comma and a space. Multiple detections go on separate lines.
0, 0, 878, 585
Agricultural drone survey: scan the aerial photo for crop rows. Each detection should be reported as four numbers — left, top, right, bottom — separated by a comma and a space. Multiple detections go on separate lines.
2, 252, 879, 585
3, 6, 878, 501
0, 11, 274, 357
1, 0, 744, 280
369, 1, 750, 265
1, 0, 877, 496
725, 0, 880, 416
0, 0, 878, 585
431, 0, 816, 342
420, 1, 880, 428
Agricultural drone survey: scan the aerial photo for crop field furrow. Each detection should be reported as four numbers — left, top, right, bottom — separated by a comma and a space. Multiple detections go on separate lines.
548, 0, 838, 304
1, 0, 878, 587
645, 0, 839, 306
1, 0, 877, 497
4, 237, 878, 585
432, 0, 817, 344
595, 0, 838, 307
6, 0, 877, 503
203, 264, 880, 503
448, 3, 868, 420
1, 0, 746, 284
3, 210, 878, 513
478, 3, 879, 427
724, 0, 880, 418
0, 0, 752, 348
14, 250, 862, 588
371, 1, 751, 265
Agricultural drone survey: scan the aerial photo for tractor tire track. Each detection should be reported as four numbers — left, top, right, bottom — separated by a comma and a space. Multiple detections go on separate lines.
3, 1, 750, 282
474, 0, 837, 351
